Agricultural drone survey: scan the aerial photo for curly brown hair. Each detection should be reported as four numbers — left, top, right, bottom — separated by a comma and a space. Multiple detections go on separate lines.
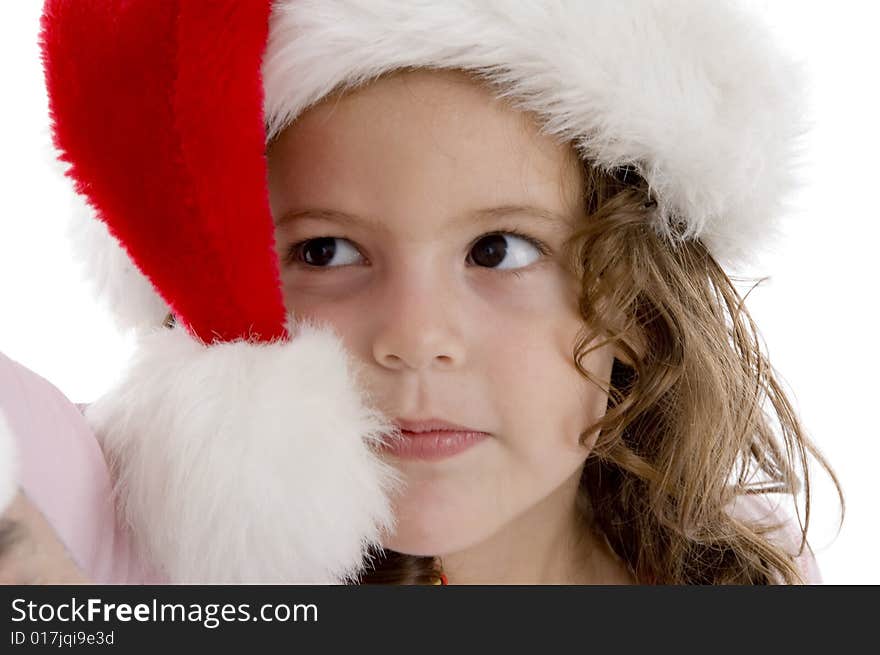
352, 159, 843, 585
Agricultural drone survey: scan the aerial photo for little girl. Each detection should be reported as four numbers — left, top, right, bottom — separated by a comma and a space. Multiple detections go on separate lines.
0, 0, 841, 584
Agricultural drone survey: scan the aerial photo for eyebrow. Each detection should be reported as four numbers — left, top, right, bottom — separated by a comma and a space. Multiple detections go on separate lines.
273, 205, 574, 232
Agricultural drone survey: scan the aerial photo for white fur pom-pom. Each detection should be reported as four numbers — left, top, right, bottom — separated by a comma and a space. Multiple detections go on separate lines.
85, 315, 403, 584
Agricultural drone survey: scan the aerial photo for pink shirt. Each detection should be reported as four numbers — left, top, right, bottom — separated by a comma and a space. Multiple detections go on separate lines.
727, 492, 823, 584
0, 351, 159, 583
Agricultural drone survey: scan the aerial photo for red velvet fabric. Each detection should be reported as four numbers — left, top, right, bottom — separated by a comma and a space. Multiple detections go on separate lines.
39, 0, 288, 344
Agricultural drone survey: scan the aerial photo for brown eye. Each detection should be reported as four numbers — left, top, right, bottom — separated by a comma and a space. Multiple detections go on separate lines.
293, 237, 362, 267
468, 233, 543, 270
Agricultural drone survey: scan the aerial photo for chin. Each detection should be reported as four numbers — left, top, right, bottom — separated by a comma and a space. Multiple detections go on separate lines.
381, 507, 496, 558
380, 463, 503, 556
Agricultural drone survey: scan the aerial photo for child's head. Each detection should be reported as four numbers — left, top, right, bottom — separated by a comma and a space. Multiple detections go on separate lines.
267, 68, 620, 561
266, 67, 841, 584
41, 0, 843, 584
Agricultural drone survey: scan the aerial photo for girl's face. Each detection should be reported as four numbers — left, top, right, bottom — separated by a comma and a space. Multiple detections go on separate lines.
267, 69, 616, 557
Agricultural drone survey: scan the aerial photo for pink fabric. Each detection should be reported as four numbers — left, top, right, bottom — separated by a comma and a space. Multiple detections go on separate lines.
0, 351, 161, 584
727, 493, 823, 584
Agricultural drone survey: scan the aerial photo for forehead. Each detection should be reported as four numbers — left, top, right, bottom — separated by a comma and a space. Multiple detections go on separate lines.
266, 68, 584, 229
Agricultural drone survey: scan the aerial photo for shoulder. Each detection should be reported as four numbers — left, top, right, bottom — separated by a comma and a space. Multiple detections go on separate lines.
726, 493, 822, 584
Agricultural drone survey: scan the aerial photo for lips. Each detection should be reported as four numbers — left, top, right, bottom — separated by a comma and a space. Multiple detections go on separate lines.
381, 417, 491, 461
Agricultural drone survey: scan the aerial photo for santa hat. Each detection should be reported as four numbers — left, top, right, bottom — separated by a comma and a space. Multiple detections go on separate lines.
32, 0, 811, 583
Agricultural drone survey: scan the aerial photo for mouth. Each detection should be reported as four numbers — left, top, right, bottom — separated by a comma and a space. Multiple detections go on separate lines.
380, 417, 491, 461
393, 417, 484, 434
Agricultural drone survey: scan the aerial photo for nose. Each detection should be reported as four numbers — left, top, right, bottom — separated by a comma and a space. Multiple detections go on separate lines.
371, 266, 466, 372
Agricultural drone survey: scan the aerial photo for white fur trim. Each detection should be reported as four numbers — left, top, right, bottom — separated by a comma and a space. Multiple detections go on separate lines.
263, 0, 811, 272
62, 0, 811, 327
42, 140, 170, 332
64, 195, 169, 334
84, 315, 404, 584
0, 411, 20, 515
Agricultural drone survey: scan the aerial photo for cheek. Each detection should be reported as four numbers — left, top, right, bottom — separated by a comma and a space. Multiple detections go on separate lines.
278, 263, 371, 318
477, 271, 586, 393
482, 295, 610, 458
282, 287, 367, 349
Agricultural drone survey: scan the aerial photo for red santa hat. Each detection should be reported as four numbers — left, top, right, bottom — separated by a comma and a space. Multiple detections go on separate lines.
30, 0, 811, 583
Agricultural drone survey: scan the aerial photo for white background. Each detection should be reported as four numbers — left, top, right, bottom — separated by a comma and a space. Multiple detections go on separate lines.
1, 2, 877, 583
